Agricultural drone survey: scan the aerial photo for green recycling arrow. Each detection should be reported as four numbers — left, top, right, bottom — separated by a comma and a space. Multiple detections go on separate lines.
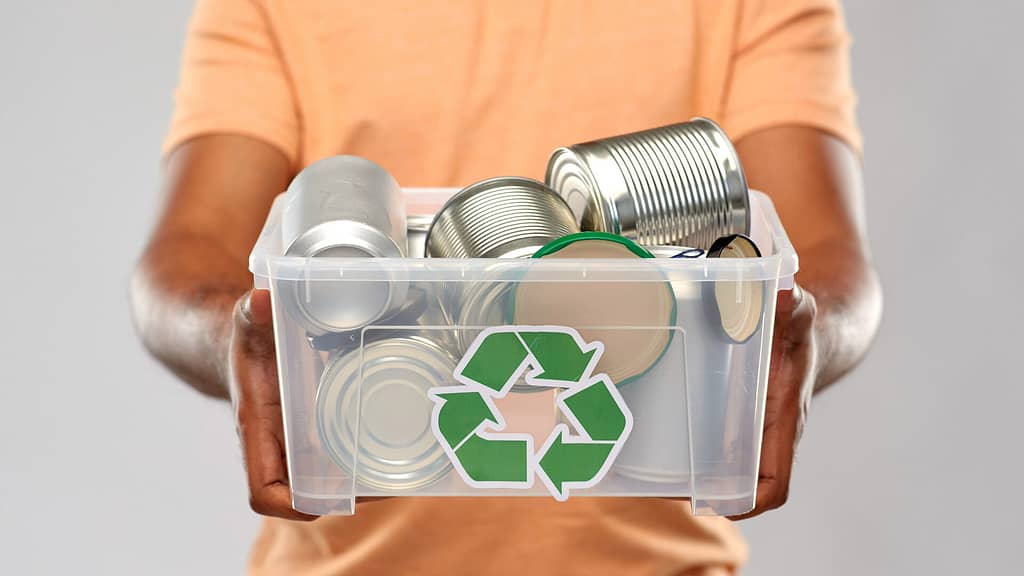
536, 426, 615, 499
433, 390, 499, 448
429, 326, 633, 499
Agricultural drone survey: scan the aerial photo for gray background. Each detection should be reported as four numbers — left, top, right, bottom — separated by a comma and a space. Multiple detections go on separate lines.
1, 1, 1019, 574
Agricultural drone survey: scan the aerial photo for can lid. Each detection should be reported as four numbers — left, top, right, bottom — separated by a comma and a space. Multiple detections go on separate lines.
514, 233, 675, 385
706, 234, 764, 343
532, 231, 655, 259
316, 336, 455, 490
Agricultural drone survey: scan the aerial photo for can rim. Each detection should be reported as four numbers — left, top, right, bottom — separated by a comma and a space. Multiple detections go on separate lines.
531, 231, 655, 260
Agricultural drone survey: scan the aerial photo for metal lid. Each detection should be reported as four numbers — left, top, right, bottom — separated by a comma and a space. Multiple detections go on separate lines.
513, 233, 676, 385
286, 220, 407, 334
706, 234, 764, 343
316, 337, 456, 490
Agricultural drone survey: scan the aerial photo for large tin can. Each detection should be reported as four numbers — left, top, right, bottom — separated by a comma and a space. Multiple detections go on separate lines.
545, 118, 749, 249
316, 336, 456, 490
281, 156, 408, 334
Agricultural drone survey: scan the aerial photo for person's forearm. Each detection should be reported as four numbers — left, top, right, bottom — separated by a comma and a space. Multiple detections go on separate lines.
131, 231, 251, 399
131, 136, 292, 399
797, 238, 883, 393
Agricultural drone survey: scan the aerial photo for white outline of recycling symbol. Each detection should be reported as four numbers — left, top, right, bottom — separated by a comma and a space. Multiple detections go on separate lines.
428, 326, 634, 501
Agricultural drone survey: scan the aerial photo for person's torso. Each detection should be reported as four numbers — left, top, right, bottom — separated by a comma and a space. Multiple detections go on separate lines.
268, 0, 737, 184
254, 2, 746, 574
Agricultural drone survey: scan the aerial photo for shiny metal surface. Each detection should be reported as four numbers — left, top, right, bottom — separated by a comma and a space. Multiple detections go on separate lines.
425, 176, 579, 259
706, 234, 764, 343
316, 336, 455, 490
545, 118, 749, 249
281, 156, 408, 333
406, 214, 434, 258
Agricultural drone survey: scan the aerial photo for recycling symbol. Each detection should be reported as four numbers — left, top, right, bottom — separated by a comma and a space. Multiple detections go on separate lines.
428, 326, 633, 500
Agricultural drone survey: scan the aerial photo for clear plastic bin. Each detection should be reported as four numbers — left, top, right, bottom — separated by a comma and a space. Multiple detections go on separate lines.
249, 189, 797, 516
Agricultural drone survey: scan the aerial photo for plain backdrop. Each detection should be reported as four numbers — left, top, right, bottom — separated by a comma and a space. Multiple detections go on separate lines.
1, 1, 1020, 574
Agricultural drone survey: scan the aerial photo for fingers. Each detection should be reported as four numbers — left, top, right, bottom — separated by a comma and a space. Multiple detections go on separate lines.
238, 407, 316, 521
231, 289, 317, 521
728, 285, 813, 521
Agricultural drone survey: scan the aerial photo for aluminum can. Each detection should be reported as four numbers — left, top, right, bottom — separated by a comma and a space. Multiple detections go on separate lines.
281, 155, 408, 334
545, 118, 749, 249
316, 336, 456, 490
425, 176, 579, 259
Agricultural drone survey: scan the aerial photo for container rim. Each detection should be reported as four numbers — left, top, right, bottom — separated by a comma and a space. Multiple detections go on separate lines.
249, 188, 798, 285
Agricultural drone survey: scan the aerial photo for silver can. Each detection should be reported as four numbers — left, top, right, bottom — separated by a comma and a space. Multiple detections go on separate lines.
281, 155, 408, 334
545, 118, 749, 249
425, 176, 579, 259
406, 214, 434, 258
425, 176, 580, 369
316, 336, 456, 490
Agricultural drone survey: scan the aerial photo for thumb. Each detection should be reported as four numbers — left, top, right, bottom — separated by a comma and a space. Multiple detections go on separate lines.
238, 289, 274, 328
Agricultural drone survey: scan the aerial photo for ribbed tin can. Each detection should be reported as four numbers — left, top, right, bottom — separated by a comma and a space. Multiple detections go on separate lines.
281, 155, 408, 335
545, 118, 749, 249
316, 336, 455, 490
425, 177, 579, 259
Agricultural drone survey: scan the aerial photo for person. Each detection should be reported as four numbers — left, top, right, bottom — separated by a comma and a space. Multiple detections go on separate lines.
130, 0, 882, 574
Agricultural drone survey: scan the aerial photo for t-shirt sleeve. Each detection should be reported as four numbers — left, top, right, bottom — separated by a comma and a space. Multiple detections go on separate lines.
162, 0, 299, 163
720, 0, 862, 153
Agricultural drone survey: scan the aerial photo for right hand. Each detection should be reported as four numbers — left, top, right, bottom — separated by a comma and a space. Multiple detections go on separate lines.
229, 289, 317, 521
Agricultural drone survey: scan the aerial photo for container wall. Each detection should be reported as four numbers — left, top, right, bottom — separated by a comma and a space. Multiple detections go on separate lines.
253, 189, 794, 516
265, 272, 779, 515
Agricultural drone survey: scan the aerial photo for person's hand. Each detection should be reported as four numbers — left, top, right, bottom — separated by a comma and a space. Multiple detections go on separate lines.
229, 289, 316, 521
730, 285, 819, 520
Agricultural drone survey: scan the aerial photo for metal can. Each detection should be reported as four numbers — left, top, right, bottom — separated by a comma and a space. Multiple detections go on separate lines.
425, 176, 580, 366
425, 176, 579, 259
281, 155, 408, 334
705, 234, 764, 343
545, 118, 749, 249
512, 232, 676, 387
406, 214, 434, 258
316, 336, 456, 490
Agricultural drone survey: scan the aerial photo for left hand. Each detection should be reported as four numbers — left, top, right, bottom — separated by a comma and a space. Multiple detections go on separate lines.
730, 284, 819, 520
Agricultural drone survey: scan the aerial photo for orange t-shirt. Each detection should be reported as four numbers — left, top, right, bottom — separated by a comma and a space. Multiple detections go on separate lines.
165, 1, 859, 574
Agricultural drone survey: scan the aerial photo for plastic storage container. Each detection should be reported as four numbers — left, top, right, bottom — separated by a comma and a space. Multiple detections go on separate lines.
249, 188, 797, 516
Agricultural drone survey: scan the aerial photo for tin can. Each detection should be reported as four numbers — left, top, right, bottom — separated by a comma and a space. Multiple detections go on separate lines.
513, 232, 676, 387
425, 176, 579, 259
406, 214, 433, 258
545, 118, 749, 249
705, 234, 764, 343
426, 176, 580, 366
316, 336, 456, 490
281, 155, 408, 334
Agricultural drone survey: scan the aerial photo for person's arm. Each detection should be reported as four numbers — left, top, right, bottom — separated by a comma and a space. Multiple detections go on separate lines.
131, 135, 290, 399
728, 125, 883, 519
131, 135, 314, 520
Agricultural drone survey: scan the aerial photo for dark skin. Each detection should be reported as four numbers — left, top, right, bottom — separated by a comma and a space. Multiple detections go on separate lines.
131, 127, 882, 521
